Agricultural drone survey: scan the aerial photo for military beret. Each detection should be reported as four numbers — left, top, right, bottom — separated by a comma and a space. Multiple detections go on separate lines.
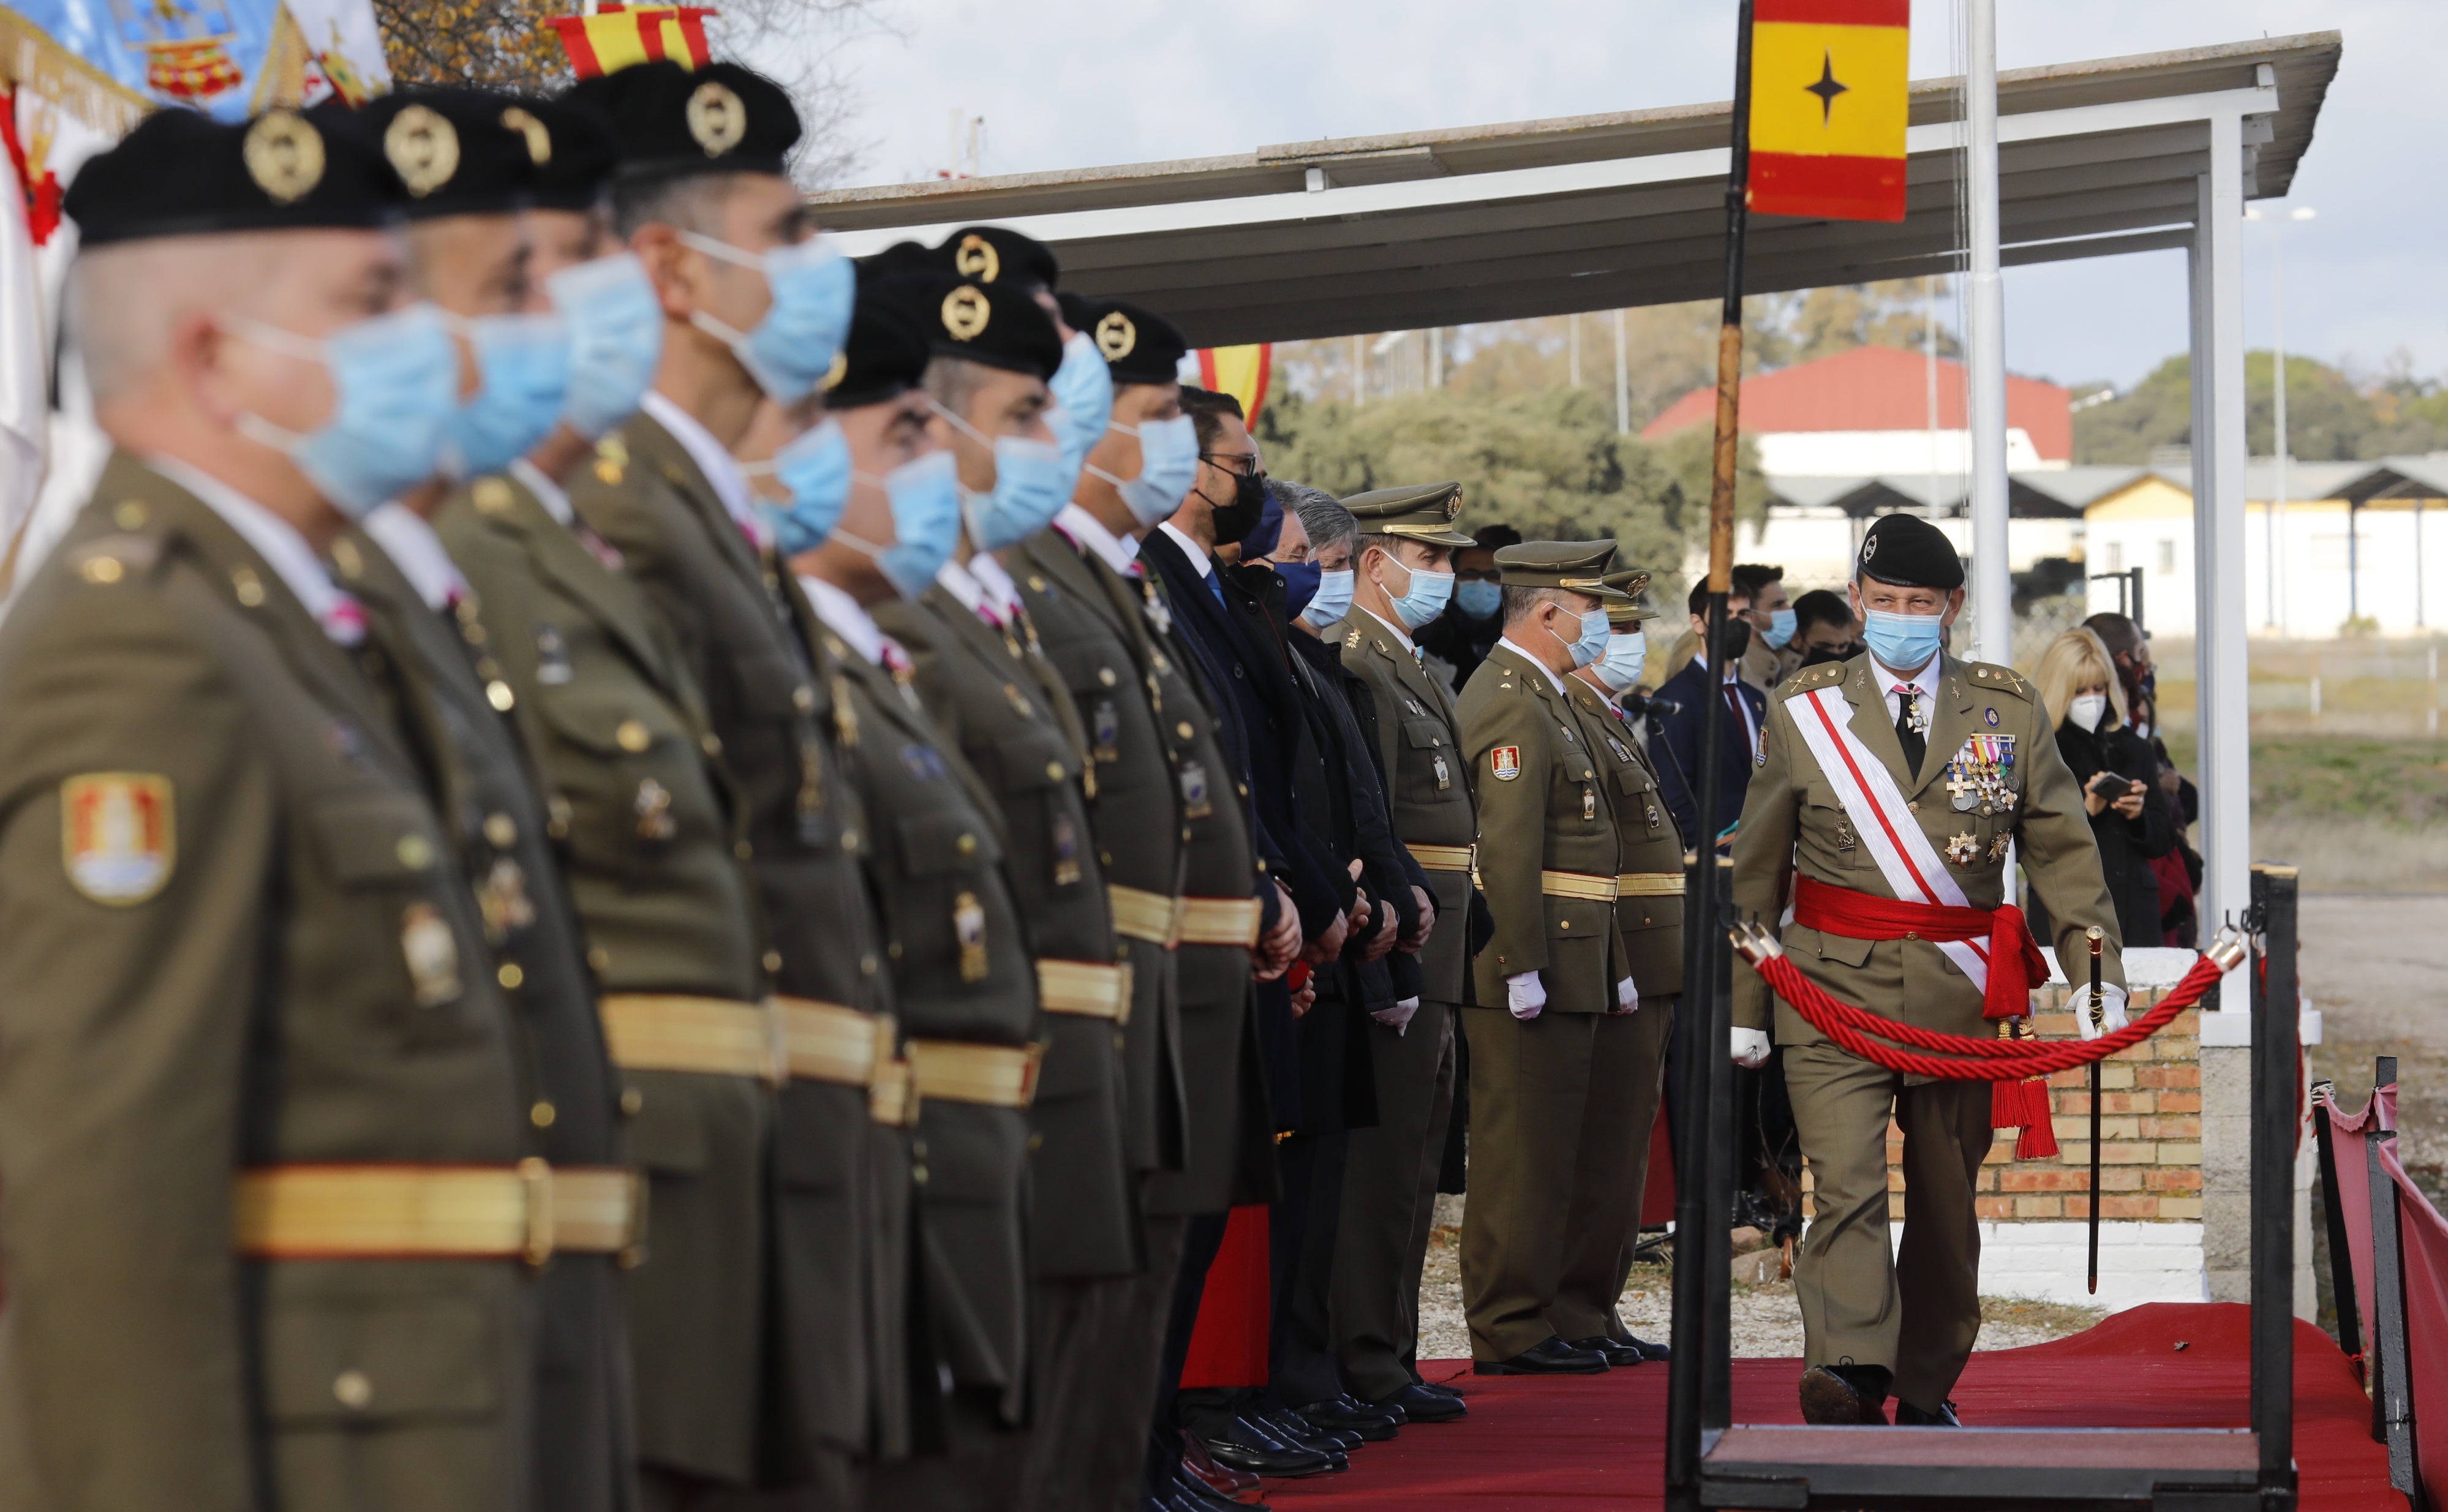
505, 94, 620, 212
935, 225, 1060, 292
881, 275, 1063, 380
64, 106, 405, 247
1599, 566, 1660, 625
1343, 481, 1472, 547
1063, 296, 1187, 385
565, 60, 801, 182
349, 88, 537, 218
1856, 511, 1965, 592
823, 293, 932, 410
859, 240, 937, 282
1495, 539, 1616, 592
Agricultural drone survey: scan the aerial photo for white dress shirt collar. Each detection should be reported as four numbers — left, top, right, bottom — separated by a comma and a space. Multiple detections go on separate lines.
1156, 520, 1212, 577
641, 391, 764, 547
1055, 504, 1140, 577
967, 552, 1022, 619
797, 573, 888, 666
1496, 635, 1567, 694
360, 503, 467, 612
510, 458, 573, 526
1873, 646, 1945, 723
147, 456, 352, 632
935, 557, 991, 619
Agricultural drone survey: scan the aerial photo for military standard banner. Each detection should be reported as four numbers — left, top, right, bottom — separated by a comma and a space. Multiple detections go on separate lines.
1744, 0, 1910, 222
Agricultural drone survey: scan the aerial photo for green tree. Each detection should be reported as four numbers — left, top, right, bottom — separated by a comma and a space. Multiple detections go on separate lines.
2073, 352, 2448, 465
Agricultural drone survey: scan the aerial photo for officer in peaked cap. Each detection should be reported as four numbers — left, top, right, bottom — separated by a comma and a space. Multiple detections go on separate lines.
0, 106, 612, 1507
1320, 481, 1478, 1419
1731, 508, 2124, 1426
1453, 539, 1648, 1378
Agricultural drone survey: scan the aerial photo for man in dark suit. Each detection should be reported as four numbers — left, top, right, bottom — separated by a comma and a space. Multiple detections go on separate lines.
1654, 578, 1766, 851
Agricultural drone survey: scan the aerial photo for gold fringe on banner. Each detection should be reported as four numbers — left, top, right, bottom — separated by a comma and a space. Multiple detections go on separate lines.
250, 6, 312, 111
0, 11, 151, 140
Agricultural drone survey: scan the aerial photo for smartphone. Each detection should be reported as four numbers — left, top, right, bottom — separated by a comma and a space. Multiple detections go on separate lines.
2088, 770, 2137, 797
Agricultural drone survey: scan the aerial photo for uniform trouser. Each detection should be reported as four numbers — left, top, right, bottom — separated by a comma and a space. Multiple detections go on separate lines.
644, 1456, 861, 1511
1015, 1267, 1138, 1512
1458, 1007, 1650, 1359
1330, 1001, 1458, 1400
1074, 1209, 1189, 1512
1269, 1125, 1350, 1406
1780, 1040, 1993, 1412
1145, 1211, 1232, 1498
1597, 994, 1677, 1340
862, 1388, 1009, 1512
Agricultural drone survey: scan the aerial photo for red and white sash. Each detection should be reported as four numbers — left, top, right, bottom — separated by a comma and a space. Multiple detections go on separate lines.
1787, 683, 1993, 991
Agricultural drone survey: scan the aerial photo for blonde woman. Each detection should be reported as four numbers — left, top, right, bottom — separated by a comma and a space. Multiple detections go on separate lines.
2030, 628, 2174, 942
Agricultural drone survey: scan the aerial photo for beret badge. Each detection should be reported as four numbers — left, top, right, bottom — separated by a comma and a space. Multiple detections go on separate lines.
500, 107, 552, 167
1094, 309, 1137, 361
383, 105, 459, 197
243, 111, 323, 205
953, 233, 1000, 282
941, 285, 990, 341
686, 81, 747, 157
820, 349, 849, 392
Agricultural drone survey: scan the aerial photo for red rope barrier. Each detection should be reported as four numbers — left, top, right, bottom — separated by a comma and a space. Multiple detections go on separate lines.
1744, 942, 2232, 1081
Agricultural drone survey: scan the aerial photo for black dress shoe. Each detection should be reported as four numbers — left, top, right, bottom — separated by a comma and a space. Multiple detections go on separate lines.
1197, 1416, 1336, 1477
1620, 1332, 1671, 1362
1296, 1398, 1398, 1442
1172, 1468, 1268, 1511
1894, 1398, 1964, 1426
1415, 1378, 1466, 1400
1572, 1336, 1652, 1367
1475, 1336, 1610, 1375
1798, 1365, 1889, 1425
1343, 1391, 1406, 1427
1261, 1407, 1358, 1456
1374, 1381, 1467, 1422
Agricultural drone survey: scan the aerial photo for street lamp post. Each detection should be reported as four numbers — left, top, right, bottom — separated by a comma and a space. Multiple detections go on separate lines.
2247, 204, 2314, 634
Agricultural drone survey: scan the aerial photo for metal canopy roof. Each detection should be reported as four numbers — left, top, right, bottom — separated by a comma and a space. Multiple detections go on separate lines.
812, 32, 2339, 348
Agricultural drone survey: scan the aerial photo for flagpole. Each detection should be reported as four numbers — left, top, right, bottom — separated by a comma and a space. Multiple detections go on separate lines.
1667, 1, 1752, 1504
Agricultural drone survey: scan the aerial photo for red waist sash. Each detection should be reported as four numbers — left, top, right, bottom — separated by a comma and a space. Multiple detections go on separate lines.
1790, 874, 2049, 1021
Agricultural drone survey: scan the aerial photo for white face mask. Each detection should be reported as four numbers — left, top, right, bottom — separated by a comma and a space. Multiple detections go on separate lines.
2068, 692, 2110, 733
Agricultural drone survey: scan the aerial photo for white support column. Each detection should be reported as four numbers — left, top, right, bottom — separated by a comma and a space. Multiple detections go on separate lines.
2194, 115, 2253, 1011
1965, 0, 2011, 664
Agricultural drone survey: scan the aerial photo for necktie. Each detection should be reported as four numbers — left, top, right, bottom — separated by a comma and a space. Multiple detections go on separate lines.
1894, 686, 1926, 777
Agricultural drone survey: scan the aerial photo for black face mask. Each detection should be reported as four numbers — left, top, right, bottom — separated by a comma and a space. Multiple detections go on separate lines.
1206, 469, 1268, 548
1714, 616, 1753, 663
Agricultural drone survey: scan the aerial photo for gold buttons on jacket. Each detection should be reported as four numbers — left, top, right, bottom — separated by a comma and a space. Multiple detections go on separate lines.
486, 680, 515, 712
763, 949, 784, 973
957, 833, 978, 857
497, 963, 524, 990
700, 733, 723, 758
620, 1087, 645, 1116
530, 1100, 556, 1128
333, 1370, 373, 1410
483, 813, 516, 848
396, 834, 434, 870
616, 720, 652, 753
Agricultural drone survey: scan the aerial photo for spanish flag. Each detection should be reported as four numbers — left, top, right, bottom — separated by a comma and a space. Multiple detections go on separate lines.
1196, 345, 1273, 427
1746, 0, 1910, 223
546, 3, 717, 80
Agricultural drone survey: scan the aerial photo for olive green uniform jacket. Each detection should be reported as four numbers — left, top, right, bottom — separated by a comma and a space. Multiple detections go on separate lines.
1561, 677, 1685, 998
563, 419, 905, 1475
337, 521, 635, 1512
0, 457, 537, 1511
1458, 642, 1623, 1012
875, 578, 1136, 1280
1728, 652, 2126, 1043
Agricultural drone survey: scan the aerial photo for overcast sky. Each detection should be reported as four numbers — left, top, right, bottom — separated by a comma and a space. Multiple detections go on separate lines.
804, 1, 2431, 394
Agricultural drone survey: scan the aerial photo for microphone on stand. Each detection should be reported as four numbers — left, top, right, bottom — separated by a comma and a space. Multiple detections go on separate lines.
1619, 691, 1682, 719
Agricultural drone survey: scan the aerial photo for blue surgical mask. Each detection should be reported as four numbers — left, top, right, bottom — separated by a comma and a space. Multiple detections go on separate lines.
1546, 606, 1610, 669
753, 419, 852, 558
437, 311, 571, 481
933, 401, 1072, 551
835, 451, 962, 600
1454, 579, 1502, 620
1091, 413, 1200, 527
1862, 606, 1945, 672
225, 303, 461, 518
1593, 631, 1648, 693
1294, 565, 1354, 630
1047, 331, 1114, 493
677, 231, 854, 404
1385, 557, 1455, 631
547, 252, 662, 438
1764, 606, 1798, 649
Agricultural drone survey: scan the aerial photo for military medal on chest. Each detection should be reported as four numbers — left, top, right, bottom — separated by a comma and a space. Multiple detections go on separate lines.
954, 890, 989, 982
1944, 732, 2017, 816
1432, 752, 1452, 791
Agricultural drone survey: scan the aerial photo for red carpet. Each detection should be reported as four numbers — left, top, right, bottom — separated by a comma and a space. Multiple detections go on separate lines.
1270, 1304, 2400, 1510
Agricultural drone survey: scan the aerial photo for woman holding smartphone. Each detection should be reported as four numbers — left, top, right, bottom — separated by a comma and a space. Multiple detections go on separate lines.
2030, 626, 2176, 944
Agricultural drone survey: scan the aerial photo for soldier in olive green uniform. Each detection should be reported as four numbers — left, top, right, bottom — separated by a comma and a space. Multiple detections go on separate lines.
0, 111, 635, 1511
1455, 541, 1646, 1375
1322, 483, 1477, 1418
1730, 511, 2123, 1426
1561, 570, 1681, 1363
559, 61, 906, 1500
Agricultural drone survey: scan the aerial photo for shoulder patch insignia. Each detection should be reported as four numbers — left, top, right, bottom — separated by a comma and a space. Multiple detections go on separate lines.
1490, 745, 1522, 781
61, 773, 175, 905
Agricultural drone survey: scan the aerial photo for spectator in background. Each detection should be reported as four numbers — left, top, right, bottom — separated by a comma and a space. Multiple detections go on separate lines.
1790, 589, 1859, 668
1659, 562, 1787, 691
2084, 611, 2155, 715
1420, 522, 1520, 692
1652, 578, 1764, 849
2030, 627, 2174, 946
2131, 691, 2204, 947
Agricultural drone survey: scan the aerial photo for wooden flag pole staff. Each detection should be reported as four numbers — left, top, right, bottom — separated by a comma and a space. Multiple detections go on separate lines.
2087, 926, 2106, 1294
1665, 2, 1753, 1506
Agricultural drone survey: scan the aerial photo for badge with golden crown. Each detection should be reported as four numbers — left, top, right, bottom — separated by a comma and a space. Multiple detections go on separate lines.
242, 111, 323, 205
383, 104, 459, 197
942, 285, 991, 340
1094, 309, 1137, 361
953, 233, 1000, 282
686, 81, 746, 157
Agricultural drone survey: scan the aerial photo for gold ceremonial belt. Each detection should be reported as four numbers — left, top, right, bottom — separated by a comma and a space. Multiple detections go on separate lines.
1177, 895, 1264, 947
1616, 872, 1684, 898
1038, 959, 1132, 1021
1540, 870, 1621, 902
1107, 884, 1182, 947
908, 1040, 1044, 1109
1406, 843, 1477, 873
235, 1161, 641, 1265
598, 993, 895, 1093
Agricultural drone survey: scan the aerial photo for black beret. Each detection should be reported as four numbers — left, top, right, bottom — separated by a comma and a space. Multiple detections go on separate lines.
823, 293, 932, 410
933, 226, 1060, 292
857, 240, 936, 282
506, 94, 619, 212
881, 274, 1063, 380
1065, 296, 1187, 385
1856, 512, 1965, 591
347, 88, 537, 218
565, 61, 800, 182
64, 106, 405, 247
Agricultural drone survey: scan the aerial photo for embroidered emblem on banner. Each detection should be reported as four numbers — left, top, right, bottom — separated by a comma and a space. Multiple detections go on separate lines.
1490, 745, 1521, 781
61, 773, 175, 904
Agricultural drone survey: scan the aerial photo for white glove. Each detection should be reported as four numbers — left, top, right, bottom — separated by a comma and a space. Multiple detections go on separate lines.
2073, 983, 2131, 1041
1371, 996, 1421, 1034
1730, 1028, 1771, 1068
1613, 976, 1640, 1015
1506, 971, 1546, 1021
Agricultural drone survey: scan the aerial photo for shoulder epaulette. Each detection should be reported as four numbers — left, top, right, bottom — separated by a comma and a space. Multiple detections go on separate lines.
1967, 663, 2032, 699
66, 529, 162, 585
1779, 663, 1845, 697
